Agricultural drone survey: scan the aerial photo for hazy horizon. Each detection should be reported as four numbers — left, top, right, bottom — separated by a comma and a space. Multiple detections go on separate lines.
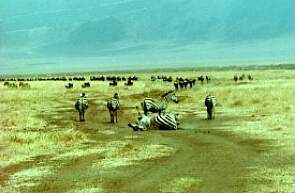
0, 0, 294, 74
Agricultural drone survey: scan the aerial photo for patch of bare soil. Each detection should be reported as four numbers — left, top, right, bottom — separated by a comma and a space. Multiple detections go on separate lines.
0, 95, 290, 193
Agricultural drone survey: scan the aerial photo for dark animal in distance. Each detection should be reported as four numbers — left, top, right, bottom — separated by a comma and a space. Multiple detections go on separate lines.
19, 82, 30, 88
4, 82, 18, 88
81, 82, 90, 88
198, 76, 205, 84
109, 81, 118, 86
125, 80, 133, 86
234, 75, 238, 83
65, 83, 73, 89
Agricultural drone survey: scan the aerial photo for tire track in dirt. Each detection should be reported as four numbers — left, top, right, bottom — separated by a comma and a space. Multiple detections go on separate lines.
1, 95, 276, 193
99, 129, 260, 193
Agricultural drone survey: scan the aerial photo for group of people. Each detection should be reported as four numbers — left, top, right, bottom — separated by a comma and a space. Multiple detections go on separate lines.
74, 91, 217, 131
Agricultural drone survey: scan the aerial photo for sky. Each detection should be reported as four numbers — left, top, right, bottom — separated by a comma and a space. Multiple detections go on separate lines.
0, 0, 294, 74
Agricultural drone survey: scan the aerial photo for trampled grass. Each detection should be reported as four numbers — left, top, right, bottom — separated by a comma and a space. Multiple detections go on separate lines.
0, 68, 294, 193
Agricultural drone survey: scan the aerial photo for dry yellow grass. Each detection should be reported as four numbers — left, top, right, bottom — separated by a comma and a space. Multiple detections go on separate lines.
0, 68, 294, 193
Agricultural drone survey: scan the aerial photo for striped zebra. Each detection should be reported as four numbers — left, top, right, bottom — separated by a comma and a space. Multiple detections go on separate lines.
204, 95, 217, 120
141, 90, 178, 115
107, 93, 120, 123
128, 112, 179, 131
75, 93, 88, 121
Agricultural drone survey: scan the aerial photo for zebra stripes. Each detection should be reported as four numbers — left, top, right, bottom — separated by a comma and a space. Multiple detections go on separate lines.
204, 95, 217, 120
142, 91, 178, 115
128, 113, 179, 131
152, 113, 179, 130
107, 98, 120, 123
75, 96, 88, 121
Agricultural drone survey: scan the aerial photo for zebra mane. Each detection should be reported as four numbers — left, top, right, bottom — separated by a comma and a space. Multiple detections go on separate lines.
161, 90, 175, 98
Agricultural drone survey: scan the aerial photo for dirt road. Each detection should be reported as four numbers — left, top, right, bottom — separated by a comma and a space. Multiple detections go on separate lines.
0, 97, 286, 193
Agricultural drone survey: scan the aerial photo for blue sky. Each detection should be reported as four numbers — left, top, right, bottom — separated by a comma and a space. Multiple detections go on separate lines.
0, 0, 294, 73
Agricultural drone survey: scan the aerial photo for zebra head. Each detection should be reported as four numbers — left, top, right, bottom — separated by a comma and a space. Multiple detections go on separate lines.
162, 90, 179, 103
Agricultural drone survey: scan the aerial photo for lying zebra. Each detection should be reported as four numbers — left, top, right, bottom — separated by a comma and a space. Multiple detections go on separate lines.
141, 90, 178, 115
107, 93, 120, 123
204, 95, 217, 120
128, 110, 179, 131
75, 93, 88, 121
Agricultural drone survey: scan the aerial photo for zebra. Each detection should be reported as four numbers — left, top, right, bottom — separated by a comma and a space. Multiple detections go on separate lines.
204, 95, 217, 120
75, 93, 88, 121
141, 90, 178, 115
128, 110, 179, 131
107, 93, 120, 123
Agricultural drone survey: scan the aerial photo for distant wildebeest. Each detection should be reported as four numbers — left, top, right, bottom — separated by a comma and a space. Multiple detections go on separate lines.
198, 76, 204, 84
131, 76, 139, 81
81, 82, 90, 88
234, 75, 238, 83
163, 76, 173, 82
179, 80, 184, 89
19, 82, 30, 88
107, 93, 120, 123
239, 74, 245, 81
75, 93, 88, 121
125, 80, 133, 86
4, 82, 18, 88
141, 90, 179, 115
248, 74, 254, 80
188, 79, 194, 88
73, 77, 86, 81
151, 76, 156, 81
17, 78, 25, 81
206, 75, 210, 83
65, 83, 73, 89
109, 80, 118, 86
204, 95, 217, 120
174, 81, 179, 90
183, 79, 188, 89
128, 108, 179, 131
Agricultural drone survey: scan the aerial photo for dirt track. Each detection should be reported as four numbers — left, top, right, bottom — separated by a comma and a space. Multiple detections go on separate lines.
0, 89, 290, 193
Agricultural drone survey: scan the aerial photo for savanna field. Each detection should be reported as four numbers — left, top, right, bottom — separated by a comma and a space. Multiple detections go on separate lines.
0, 67, 294, 193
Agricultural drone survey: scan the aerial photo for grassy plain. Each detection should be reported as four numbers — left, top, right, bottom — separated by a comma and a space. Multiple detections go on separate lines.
0, 67, 294, 193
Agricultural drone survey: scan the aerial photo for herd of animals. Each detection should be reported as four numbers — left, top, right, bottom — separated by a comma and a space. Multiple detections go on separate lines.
1, 73, 254, 131
75, 88, 217, 131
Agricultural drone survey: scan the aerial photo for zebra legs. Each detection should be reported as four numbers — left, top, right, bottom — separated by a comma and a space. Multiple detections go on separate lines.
109, 111, 114, 123
114, 110, 118, 123
79, 111, 85, 121
109, 110, 118, 123
207, 108, 212, 120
